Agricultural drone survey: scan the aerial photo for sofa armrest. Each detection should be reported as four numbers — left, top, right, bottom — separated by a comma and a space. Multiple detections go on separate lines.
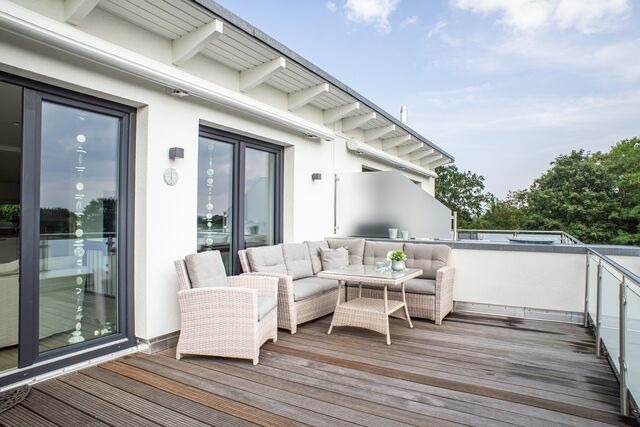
434, 266, 455, 325
227, 275, 278, 299
241, 272, 297, 332
177, 287, 258, 326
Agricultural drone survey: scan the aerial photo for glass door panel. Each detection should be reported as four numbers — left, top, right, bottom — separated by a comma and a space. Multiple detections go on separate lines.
38, 101, 120, 354
244, 148, 276, 249
0, 81, 22, 372
197, 137, 234, 273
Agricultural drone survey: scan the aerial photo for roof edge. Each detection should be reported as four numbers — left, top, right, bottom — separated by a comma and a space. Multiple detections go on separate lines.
192, 0, 455, 162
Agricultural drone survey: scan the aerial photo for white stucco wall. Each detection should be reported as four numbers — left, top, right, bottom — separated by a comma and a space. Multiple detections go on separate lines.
0, 1, 441, 340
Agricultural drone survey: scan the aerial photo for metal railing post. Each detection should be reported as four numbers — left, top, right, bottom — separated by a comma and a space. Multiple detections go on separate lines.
619, 278, 629, 416
584, 254, 590, 327
596, 261, 603, 357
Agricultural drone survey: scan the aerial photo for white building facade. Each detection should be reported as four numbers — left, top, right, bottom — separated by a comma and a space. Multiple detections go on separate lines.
0, 0, 453, 386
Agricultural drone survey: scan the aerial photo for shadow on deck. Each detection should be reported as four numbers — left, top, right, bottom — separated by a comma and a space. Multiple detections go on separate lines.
0, 312, 636, 426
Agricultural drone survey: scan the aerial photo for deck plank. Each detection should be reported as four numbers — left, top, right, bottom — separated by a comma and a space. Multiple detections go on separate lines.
0, 312, 635, 427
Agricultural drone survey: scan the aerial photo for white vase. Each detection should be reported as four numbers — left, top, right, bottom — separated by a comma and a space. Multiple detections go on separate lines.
391, 260, 405, 271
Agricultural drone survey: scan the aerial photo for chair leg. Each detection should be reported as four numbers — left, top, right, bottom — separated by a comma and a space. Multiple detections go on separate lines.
176, 352, 181, 360
253, 355, 259, 365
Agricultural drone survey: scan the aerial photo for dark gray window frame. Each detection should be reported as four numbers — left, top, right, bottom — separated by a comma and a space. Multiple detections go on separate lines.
0, 71, 136, 387
198, 127, 283, 275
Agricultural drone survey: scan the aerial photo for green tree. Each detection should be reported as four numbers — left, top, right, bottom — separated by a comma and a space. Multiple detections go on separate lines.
435, 165, 492, 227
599, 137, 640, 245
469, 190, 529, 230
525, 150, 617, 243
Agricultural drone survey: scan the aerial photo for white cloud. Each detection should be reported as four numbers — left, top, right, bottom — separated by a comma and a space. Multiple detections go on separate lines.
453, 0, 631, 34
427, 19, 447, 38
326, 1, 338, 13
344, 0, 400, 32
399, 15, 419, 29
407, 86, 640, 195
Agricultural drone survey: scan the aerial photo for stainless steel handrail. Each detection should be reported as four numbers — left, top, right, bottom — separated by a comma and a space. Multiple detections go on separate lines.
457, 228, 582, 244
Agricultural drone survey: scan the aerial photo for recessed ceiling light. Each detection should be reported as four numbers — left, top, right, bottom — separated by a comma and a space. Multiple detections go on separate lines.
11, 121, 20, 126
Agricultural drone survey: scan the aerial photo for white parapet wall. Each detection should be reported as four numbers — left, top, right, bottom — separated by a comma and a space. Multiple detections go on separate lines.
445, 245, 588, 323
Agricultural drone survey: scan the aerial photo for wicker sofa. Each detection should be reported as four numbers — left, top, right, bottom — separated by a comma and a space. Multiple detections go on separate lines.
238, 238, 455, 333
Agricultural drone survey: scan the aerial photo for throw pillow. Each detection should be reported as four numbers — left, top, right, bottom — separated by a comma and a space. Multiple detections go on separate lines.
319, 247, 349, 271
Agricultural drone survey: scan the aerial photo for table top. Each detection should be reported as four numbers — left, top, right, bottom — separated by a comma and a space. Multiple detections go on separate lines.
318, 265, 422, 285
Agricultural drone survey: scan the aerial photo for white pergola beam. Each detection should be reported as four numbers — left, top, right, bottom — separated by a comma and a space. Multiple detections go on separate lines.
64, 0, 99, 25
240, 57, 286, 92
410, 148, 435, 161
420, 153, 442, 165
323, 102, 360, 125
288, 83, 329, 110
424, 156, 449, 169
341, 112, 376, 132
381, 134, 411, 150
172, 20, 223, 66
397, 142, 423, 156
364, 125, 396, 142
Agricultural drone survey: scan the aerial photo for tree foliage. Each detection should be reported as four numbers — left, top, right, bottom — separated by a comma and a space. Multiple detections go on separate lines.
434, 164, 492, 227
435, 137, 640, 245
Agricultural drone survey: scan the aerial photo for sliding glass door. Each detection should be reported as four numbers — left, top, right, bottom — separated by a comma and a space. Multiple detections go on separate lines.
198, 129, 282, 274
0, 72, 135, 385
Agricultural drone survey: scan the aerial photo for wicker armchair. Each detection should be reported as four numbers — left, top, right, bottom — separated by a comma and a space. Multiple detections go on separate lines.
174, 251, 278, 365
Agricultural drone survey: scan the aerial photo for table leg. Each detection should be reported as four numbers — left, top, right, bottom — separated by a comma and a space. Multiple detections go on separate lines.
401, 282, 414, 329
384, 284, 391, 345
328, 280, 344, 335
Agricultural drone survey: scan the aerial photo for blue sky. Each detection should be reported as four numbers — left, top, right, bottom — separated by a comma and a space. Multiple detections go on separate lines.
215, 0, 640, 197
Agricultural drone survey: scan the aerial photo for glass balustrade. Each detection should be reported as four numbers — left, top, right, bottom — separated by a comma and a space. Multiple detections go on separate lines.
599, 265, 621, 371
626, 285, 640, 405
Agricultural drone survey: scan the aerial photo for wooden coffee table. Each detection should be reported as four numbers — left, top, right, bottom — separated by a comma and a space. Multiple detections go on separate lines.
318, 265, 422, 345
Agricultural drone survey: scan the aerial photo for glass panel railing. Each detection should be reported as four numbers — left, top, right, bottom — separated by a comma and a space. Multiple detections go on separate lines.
626, 284, 640, 404
600, 265, 621, 371
587, 256, 599, 322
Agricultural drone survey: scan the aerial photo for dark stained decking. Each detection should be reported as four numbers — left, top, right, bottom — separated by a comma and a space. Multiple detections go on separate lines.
0, 312, 636, 426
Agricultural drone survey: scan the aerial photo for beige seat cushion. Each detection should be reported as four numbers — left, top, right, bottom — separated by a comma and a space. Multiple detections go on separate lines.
293, 277, 339, 301
347, 278, 436, 295
404, 243, 450, 279
246, 244, 288, 275
326, 238, 365, 265
305, 240, 329, 274
401, 278, 436, 295
363, 241, 403, 265
184, 251, 228, 288
282, 243, 313, 280
257, 296, 277, 321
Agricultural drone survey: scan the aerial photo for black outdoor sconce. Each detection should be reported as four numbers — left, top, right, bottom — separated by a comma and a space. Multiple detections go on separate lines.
311, 173, 322, 181
169, 147, 184, 159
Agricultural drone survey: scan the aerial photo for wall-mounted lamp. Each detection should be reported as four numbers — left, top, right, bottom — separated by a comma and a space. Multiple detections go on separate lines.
311, 173, 322, 181
169, 147, 184, 160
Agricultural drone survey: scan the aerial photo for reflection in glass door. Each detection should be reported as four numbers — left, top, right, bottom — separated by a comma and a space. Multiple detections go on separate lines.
0, 81, 23, 373
37, 101, 121, 353
197, 129, 282, 274
197, 137, 234, 272
244, 148, 276, 249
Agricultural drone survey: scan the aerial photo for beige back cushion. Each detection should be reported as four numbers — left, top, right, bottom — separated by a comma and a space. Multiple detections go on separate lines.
184, 251, 228, 288
305, 240, 329, 274
282, 243, 313, 280
363, 241, 403, 265
403, 243, 451, 279
246, 244, 288, 275
319, 247, 349, 271
326, 238, 365, 265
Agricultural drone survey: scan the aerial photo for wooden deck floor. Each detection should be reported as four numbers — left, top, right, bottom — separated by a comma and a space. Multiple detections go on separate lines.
0, 312, 636, 426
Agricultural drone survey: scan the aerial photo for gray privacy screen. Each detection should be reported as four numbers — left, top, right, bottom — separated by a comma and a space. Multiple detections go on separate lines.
335, 171, 452, 239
